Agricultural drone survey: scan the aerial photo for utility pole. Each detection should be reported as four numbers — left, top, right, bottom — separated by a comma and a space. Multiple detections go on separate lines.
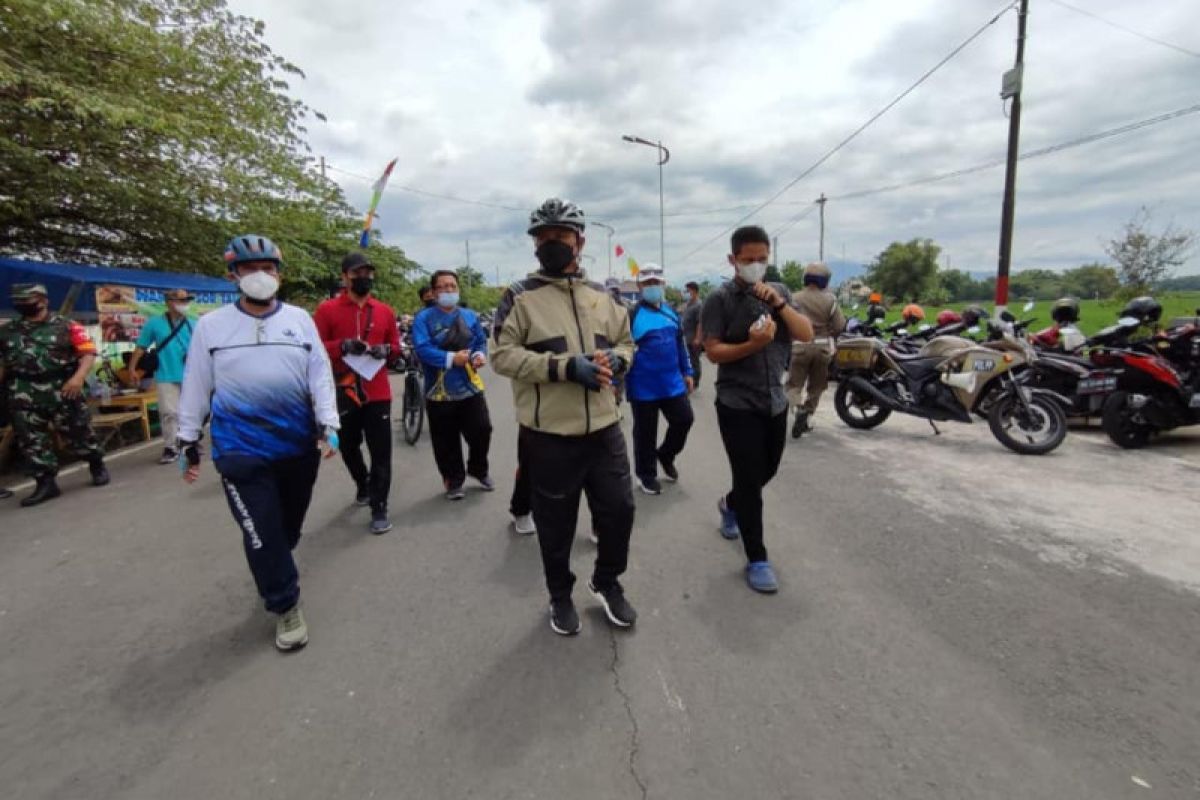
816, 193, 827, 261
319, 156, 326, 180
773, 237, 780, 271
995, 0, 1029, 311
465, 240, 471, 269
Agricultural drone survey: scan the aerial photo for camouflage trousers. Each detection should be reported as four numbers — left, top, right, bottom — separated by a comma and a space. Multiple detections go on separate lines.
8, 384, 103, 477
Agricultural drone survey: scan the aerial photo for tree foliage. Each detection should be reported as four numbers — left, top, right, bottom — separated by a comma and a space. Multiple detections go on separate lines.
0, 0, 420, 304
779, 260, 805, 292
1105, 207, 1195, 297
865, 239, 941, 302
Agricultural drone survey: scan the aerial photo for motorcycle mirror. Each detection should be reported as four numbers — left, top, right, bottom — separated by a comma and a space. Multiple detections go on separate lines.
967, 326, 980, 335
1023, 301, 1035, 312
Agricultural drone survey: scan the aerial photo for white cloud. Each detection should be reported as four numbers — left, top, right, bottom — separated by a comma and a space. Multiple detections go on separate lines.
230, 0, 1200, 285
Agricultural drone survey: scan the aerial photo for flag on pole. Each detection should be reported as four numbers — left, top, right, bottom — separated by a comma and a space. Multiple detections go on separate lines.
359, 157, 398, 248
627, 256, 639, 277
615, 244, 625, 258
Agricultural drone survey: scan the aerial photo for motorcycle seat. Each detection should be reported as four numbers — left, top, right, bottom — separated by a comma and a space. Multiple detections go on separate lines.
896, 357, 943, 378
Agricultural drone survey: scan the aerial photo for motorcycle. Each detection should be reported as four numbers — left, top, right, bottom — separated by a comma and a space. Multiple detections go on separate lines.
1092, 319, 1200, 448
832, 326, 1069, 455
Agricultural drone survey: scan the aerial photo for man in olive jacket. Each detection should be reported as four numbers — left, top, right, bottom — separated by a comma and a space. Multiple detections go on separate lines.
492, 198, 638, 637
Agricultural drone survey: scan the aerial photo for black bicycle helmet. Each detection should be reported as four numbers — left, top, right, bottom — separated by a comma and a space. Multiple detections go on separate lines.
1119, 295, 1162, 323
1050, 296, 1080, 324
961, 304, 988, 326
527, 197, 586, 235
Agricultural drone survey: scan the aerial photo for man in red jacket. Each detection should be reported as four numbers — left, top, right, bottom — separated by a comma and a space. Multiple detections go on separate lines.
313, 252, 401, 534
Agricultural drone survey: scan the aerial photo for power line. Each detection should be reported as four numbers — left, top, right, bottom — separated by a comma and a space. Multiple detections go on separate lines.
828, 102, 1200, 202
771, 204, 817, 238
1046, 0, 1200, 59
676, 2, 1016, 265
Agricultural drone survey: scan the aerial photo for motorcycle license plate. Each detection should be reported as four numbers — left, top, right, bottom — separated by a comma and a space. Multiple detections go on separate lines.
1077, 376, 1117, 395
836, 349, 873, 369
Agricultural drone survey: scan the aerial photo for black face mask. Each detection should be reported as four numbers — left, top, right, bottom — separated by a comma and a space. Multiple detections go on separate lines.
14, 302, 42, 318
535, 240, 576, 276
350, 276, 374, 296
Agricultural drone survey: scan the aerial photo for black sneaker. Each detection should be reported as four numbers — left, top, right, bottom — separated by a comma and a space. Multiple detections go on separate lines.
354, 483, 370, 506
549, 597, 581, 636
658, 453, 679, 482
158, 447, 178, 465
445, 482, 466, 501
88, 459, 110, 487
636, 476, 662, 495
588, 580, 637, 628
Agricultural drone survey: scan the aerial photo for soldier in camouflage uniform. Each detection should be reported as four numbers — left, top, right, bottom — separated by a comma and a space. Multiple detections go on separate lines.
0, 283, 110, 506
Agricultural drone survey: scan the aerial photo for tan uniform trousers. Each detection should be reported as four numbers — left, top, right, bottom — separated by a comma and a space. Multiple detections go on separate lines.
786, 341, 833, 413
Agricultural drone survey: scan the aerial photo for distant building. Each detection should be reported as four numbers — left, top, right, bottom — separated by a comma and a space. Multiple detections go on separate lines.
837, 278, 874, 306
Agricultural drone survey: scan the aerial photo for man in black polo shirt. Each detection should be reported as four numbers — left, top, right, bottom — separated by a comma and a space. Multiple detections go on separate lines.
701, 225, 813, 593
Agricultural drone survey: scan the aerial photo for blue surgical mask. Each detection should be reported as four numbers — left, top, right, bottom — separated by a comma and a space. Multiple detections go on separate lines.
641, 285, 664, 305
437, 291, 459, 309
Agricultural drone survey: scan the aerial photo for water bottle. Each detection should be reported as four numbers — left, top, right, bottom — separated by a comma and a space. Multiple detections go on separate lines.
100, 383, 112, 404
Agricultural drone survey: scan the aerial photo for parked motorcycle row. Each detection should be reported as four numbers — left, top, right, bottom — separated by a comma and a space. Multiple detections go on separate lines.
829, 296, 1200, 454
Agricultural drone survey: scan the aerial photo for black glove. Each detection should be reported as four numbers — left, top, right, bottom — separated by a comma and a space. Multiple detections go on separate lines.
565, 354, 606, 391
341, 338, 368, 356
598, 349, 628, 377
176, 437, 203, 470
368, 343, 391, 360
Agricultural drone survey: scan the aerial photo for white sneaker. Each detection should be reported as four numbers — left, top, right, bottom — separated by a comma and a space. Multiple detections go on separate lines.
275, 605, 309, 651
513, 513, 537, 535
589, 529, 599, 545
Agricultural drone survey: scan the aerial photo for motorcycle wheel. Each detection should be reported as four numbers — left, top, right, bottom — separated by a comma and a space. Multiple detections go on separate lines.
834, 379, 892, 429
987, 391, 1067, 455
1101, 390, 1153, 449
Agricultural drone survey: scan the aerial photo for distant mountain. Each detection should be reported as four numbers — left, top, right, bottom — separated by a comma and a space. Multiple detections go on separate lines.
825, 259, 867, 285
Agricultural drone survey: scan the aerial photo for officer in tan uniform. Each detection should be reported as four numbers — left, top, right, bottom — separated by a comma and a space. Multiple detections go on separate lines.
786, 262, 846, 439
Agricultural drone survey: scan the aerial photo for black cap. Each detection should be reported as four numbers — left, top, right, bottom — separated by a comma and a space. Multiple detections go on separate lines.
340, 251, 374, 273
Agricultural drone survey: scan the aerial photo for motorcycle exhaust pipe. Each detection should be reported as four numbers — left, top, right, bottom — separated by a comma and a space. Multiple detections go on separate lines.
847, 375, 904, 411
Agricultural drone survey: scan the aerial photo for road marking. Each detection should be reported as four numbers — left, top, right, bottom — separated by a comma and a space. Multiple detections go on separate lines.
4, 438, 164, 492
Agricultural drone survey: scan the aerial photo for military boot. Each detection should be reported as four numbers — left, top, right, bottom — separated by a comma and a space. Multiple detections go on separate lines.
21, 475, 62, 507
88, 457, 110, 487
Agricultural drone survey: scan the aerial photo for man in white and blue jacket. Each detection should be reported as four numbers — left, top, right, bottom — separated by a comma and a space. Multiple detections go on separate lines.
625, 264, 694, 495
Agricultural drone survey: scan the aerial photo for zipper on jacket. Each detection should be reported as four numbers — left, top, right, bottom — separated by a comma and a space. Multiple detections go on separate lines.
568, 281, 592, 434
534, 384, 542, 428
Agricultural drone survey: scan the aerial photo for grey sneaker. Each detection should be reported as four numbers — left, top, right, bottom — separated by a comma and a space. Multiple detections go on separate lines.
369, 510, 393, 535
549, 597, 581, 636
445, 482, 466, 501
275, 605, 309, 651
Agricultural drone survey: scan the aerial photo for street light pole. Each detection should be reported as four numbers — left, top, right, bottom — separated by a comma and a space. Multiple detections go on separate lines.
622, 135, 670, 268
591, 221, 615, 279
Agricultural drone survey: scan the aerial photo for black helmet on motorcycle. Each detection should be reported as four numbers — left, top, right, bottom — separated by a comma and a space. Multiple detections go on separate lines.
1050, 296, 1080, 324
961, 304, 988, 326
1119, 295, 1162, 324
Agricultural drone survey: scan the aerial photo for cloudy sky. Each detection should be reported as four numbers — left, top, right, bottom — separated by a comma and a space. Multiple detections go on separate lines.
229, 0, 1200, 285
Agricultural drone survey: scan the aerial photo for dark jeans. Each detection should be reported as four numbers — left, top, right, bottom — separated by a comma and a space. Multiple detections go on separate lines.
215, 450, 320, 614
630, 394, 694, 482
715, 402, 787, 563
524, 424, 635, 600
426, 393, 492, 486
687, 343, 703, 384
337, 397, 393, 513
510, 426, 533, 516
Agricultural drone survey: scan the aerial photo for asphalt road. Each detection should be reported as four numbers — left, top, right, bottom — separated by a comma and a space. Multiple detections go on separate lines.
1, 371, 1198, 799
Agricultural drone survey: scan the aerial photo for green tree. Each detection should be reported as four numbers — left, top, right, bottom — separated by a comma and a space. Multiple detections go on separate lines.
764, 264, 783, 284
865, 239, 941, 302
1105, 207, 1195, 297
1061, 263, 1120, 299
0, 0, 417, 288
780, 260, 805, 292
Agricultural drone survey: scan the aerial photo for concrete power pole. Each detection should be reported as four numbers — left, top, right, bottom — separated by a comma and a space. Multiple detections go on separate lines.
817, 193, 828, 262
995, 0, 1030, 311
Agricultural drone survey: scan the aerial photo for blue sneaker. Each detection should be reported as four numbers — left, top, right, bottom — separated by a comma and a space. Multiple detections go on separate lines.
717, 496, 740, 540
745, 561, 779, 594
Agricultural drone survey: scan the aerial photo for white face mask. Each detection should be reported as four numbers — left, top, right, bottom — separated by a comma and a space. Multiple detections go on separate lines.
238, 271, 279, 301
736, 260, 768, 284
172, 303, 191, 315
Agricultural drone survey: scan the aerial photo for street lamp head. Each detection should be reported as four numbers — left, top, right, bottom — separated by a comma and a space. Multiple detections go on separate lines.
621, 135, 638, 143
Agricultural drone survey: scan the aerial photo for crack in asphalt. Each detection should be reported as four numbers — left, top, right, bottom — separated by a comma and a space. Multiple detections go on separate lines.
607, 629, 648, 800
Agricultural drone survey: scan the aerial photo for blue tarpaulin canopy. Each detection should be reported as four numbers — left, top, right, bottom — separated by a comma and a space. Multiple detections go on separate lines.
0, 257, 237, 314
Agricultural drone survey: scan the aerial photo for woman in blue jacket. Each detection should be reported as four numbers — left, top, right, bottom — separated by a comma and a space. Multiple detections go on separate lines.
625, 264, 694, 495
413, 270, 493, 500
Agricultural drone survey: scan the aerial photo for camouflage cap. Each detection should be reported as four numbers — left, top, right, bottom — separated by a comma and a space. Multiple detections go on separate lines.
11, 283, 48, 302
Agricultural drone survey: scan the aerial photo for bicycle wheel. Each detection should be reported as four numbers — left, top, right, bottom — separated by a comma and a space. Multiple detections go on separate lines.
403, 372, 424, 445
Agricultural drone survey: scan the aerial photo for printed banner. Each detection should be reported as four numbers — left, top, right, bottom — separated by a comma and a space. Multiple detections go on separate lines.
95, 285, 236, 343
